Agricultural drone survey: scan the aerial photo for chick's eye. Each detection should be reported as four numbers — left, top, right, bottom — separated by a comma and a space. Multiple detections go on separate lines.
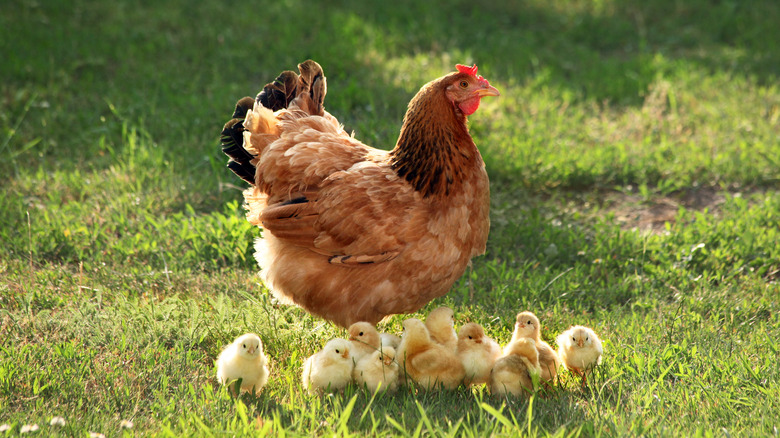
243, 344, 246, 348
468, 335, 473, 339
359, 332, 364, 336
459, 80, 469, 89
527, 320, 532, 325
335, 349, 340, 353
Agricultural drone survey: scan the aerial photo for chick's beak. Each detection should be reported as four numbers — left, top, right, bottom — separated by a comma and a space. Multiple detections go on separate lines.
342, 350, 350, 359
475, 84, 500, 98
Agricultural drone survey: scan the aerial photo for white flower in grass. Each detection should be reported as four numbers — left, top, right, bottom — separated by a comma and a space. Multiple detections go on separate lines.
20, 424, 40, 433
50, 417, 66, 427
0, 424, 10, 432
88, 433, 105, 438
120, 420, 134, 429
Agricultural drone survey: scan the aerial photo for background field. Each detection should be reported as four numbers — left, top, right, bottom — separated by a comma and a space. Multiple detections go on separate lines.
1, 0, 779, 436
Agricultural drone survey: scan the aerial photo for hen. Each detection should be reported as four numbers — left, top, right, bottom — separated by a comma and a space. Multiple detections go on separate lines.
221, 60, 499, 327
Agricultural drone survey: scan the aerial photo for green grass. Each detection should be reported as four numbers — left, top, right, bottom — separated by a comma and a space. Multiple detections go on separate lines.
1, 0, 779, 436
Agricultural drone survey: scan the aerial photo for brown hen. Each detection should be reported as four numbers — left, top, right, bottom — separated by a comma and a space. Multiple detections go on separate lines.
221, 60, 499, 327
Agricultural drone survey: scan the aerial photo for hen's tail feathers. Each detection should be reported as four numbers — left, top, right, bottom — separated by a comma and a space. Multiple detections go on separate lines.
221, 96, 256, 185
221, 60, 327, 185
256, 59, 326, 116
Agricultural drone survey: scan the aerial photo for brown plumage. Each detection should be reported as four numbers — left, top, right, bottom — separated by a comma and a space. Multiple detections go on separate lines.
221, 60, 499, 327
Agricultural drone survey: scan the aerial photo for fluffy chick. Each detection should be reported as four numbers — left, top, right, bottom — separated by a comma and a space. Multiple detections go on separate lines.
425, 306, 458, 351
489, 338, 541, 397
556, 325, 603, 385
457, 322, 501, 385
302, 338, 354, 394
216, 333, 270, 395
348, 321, 382, 363
379, 332, 402, 349
353, 346, 400, 392
398, 318, 465, 389
509, 311, 560, 383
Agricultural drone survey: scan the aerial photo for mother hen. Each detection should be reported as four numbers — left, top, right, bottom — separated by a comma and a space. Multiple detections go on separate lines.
221, 60, 499, 327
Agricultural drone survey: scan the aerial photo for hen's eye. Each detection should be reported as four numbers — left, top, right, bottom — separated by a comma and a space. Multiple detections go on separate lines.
459, 80, 469, 88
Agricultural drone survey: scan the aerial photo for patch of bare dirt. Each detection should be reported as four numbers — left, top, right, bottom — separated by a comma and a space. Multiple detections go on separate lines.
606, 186, 728, 234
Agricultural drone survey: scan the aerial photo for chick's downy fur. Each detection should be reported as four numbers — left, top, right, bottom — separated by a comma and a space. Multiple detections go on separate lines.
489, 338, 540, 397
397, 318, 465, 390
353, 346, 400, 392
302, 338, 353, 394
557, 325, 603, 381
509, 311, 560, 383
457, 322, 501, 385
216, 333, 270, 395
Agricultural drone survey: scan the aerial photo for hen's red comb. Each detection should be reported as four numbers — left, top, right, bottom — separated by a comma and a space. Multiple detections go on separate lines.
456, 64, 490, 87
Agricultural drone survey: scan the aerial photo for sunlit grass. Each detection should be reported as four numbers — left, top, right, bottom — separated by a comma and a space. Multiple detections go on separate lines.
1, 0, 779, 435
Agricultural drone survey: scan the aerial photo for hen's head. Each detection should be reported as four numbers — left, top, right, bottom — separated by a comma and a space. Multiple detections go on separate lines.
444, 64, 500, 116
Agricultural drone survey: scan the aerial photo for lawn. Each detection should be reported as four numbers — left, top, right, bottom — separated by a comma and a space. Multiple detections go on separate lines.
1, 0, 779, 436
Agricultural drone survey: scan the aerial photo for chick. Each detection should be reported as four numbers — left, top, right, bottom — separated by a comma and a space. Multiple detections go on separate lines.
425, 306, 458, 351
556, 325, 603, 386
508, 311, 560, 383
216, 333, 270, 395
457, 322, 501, 386
379, 332, 402, 349
301, 338, 353, 394
398, 318, 465, 389
348, 321, 382, 363
353, 346, 400, 392
488, 338, 541, 397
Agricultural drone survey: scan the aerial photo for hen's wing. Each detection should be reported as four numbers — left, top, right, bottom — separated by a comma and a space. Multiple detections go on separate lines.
260, 161, 424, 264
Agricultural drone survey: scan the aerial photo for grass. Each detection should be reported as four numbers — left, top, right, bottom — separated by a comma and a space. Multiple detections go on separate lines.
1, 0, 779, 435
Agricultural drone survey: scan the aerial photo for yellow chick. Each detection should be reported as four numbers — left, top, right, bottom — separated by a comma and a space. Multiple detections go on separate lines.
398, 318, 465, 390
301, 338, 353, 394
509, 311, 560, 383
488, 338, 541, 397
216, 333, 270, 395
348, 321, 382, 363
425, 306, 458, 351
556, 325, 603, 385
353, 346, 400, 393
457, 322, 502, 386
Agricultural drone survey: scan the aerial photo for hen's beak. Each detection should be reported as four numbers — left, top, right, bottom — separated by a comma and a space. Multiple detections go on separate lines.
475, 84, 500, 97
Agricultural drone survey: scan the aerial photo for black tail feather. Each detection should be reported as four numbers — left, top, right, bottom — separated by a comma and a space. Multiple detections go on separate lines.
221, 60, 327, 186
221, 98, 257, 185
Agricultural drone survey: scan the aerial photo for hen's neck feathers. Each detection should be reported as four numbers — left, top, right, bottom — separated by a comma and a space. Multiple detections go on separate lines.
390, 75, 479, 198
